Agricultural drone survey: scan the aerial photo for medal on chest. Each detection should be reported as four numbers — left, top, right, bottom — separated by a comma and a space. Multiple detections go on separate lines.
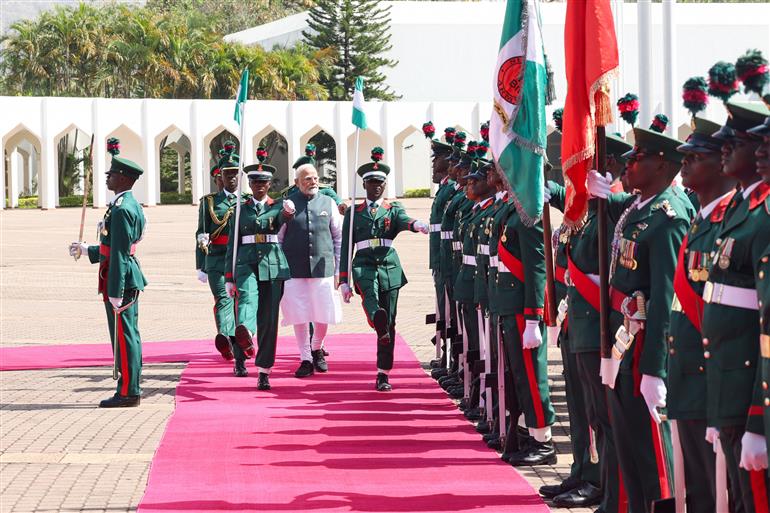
618, 238, 638, 270
717, 238, 735, 270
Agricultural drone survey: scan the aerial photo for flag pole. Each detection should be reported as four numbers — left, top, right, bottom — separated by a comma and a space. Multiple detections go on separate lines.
231, 101, 246, 276
346, 128, 360, 288
596, 126, 611, 361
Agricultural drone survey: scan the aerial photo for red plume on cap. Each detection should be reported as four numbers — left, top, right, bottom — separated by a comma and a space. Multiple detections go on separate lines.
305, 143, 316, 157
106, 137, 120, 156
256, 147, 268, 170
444, 127, 456, 144
617, 93, 640, 126
682, 76, 709, 118
371, 147, 384, 169
650, 114, 669, 134
479, 121, 490, 142
422, 122, 436, 139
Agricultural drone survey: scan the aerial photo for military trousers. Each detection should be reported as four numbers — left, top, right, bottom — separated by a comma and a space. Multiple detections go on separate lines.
353, 279, 399, 371
575, 351, 625, 513
607, 372, 673, 513
207, 269, 235, 338
234, 264, 285, 370
559, 328, 600, 487
673, 418, 715, 513
500, 314, 555, 429
103, 290, 142, 397
719, 425, 770, 513
496, 313, 523, 454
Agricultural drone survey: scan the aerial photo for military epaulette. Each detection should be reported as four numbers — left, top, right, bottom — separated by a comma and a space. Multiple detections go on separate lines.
389, 201, 404, 209
115, 196, 125, 207
199, 192, 216, 202
652, 199, 677, 219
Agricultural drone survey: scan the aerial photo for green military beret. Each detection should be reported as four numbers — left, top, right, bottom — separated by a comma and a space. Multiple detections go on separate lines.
713, 101, 770, 141
293, 144, 317, 169
106, 138, 143, 179
357, 147, 390, 181
622, 115, 684, 165
677, 117, 723, 154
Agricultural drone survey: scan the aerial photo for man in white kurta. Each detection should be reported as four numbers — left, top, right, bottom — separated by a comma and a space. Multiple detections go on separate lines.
279, 165, 343, 377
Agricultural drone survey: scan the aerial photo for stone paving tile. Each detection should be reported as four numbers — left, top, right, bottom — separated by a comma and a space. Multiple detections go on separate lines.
0, 200, 592, 513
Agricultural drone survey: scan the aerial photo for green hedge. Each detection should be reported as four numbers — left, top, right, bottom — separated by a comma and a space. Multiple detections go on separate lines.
403, 188, 431, 198
18, 196, 39, 208
160, 192, 192, 204
16, 195, 92, 208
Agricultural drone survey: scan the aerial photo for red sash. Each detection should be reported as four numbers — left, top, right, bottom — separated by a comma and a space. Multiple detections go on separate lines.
673, 235, 704, 332
555, 265, 567, 285
497, 240, 525, 282
566, 249, 600, 312
210, 235, 229, 245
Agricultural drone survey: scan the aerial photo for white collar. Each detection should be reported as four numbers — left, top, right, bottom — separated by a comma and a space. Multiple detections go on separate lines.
253, 196, 269, 207
742, 181, 761, 199
110, 190, 129, 205
635, 194, 655, 210
368, 198, 382, 208
698, 190, 734, 220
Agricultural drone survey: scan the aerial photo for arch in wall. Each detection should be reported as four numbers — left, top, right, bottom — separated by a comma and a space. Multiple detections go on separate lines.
346, 128, 384, 194
53, 124, 92, 207
155, 125, 192, 203
392, 125, 430, 197
3, 124, 42, 207
300, 128, 337, 189
104, 124, 144, 204
204, 126, 239, 194
253, 127, 290, 192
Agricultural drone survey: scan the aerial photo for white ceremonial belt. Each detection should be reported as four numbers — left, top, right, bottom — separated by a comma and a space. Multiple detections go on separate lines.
355, 238, 393, 250
702, 281, 759, 310
241, 234, 279, 244
441, 231, 453, 240
452, 241, 462, 251
429, 224, 442, 232
489, 256, 510, 273
477, 244, 490, 255
462, 255, 477, 266
497, 261, 511, 273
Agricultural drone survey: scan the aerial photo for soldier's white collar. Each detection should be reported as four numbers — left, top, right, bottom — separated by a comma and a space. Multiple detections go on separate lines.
109, 190, 129, 205
699, 190, 734, 220
368, 198, 383, 208
253, 196, 269, 207
635, 194, 655, 210
742, 180, 761, 200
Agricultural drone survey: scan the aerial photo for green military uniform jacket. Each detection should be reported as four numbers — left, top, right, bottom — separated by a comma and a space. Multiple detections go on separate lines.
756, 229, 770, 444
224, 197, 291, 282
451, 197, 475, 285
498, 204, 546, 319
703, 182, 770, 432
454, 196, 494, 305
667, 191, 734, 420
486, 193, 512, 316
606, 187, 694, 380
196, 191, 249, 273
88, 191, 147, 299
476, 193, 508, 309
439, 184, 467, 285
339, 200, 419, 290
430, 178, 458, 272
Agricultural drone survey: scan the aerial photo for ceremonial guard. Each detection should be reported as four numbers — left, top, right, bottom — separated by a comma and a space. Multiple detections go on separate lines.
339, 148, 429, 391
195, 143, 249, 371
668, 117, 736, 513
587, 116, 696, 512
702, 101, 770, 512
225, 149, 292, 391
69, 138, 147, 407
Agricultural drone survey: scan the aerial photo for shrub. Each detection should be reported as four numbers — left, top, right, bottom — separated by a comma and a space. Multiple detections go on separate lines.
403, 188, 431, 198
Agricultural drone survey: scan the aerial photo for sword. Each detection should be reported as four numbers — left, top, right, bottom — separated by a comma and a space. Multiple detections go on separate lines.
715, 437, 728, 512
461, 307, 470, 402
669, 419, 686, 513
477, 307, 487, 413
496, 317, 506, 449
482, 310, 493, 425
111, 295, 138, 381
74, 134, 95, 260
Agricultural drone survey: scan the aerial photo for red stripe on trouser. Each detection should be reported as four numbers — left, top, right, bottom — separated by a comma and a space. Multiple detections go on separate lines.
516, 314, 545, 428
649, 416, 671, 498
354, 283, 375, 328
750, 470, 770, 513
117, 313, 129, 396
632, 329, 644, 397
607, 388, 629, 513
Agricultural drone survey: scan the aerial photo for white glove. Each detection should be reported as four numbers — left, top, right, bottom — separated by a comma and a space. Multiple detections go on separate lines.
414, 221, 430, 234
587, 170, 612, 199
197, 270, 208, 284
69, 241, 88, 257
196, 233, 209, 247
522, 319, 542, 349
705, 427, 720, 453
283, 199, 296, 215
543, 185, 552, 204
639, 374, 667, 424
225, 282, 237, 298
740, 432, 769, 471
108, 297, 123, 309
340, 283, 353, 303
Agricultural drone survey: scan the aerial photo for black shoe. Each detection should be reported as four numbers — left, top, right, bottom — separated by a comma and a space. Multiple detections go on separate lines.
430, 358, 441, 368
257, 373, 271, 391
234, 360, 248, 377
431, 368, 448, 380
373, 309, 390, 344
464, 408, 483, 421
214, 334, 234, 361
99, 394, 140, 408
295, 360, 314, 378
234, 325, 255, 358
539, 476, 582, 499
486, 436, 502, 451
552, 482, 602, 508
476, 421, 492, 434
482, 431, 499, 443
322, 348, 329, 356
311, 349, 328, 373
376, 372, 392, 392
508, 439, 557, 466
448, 387, 464, 399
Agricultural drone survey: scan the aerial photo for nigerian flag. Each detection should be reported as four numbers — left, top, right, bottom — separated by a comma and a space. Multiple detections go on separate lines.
489, 0, 548, 225
352, 77, 367, 130
233, 69, 249, 125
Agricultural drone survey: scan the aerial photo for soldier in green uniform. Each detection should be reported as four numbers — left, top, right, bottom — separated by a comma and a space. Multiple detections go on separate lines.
281, 144, 347, 215
224, 149, 293, 391
424, 122, 456, 369
69, 138, 147, 408
339, 148, 429, 391
702, 101, 770, 512
196, 145, 250, 373
749, 115, 770, 475
666, 117, 737, 513
587, 117, 696, 512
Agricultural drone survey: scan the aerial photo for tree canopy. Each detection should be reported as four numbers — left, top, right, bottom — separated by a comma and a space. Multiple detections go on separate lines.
0, 2, 333, 100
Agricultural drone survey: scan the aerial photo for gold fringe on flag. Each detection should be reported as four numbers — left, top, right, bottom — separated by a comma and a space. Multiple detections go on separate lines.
594, 83, 613, 128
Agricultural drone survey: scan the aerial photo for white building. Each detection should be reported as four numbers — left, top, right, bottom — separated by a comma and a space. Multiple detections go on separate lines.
2, 1, 769, 209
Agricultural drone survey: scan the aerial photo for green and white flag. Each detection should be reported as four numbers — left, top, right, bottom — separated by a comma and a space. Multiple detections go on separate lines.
352, 77, 367, 130
490, 0, 548, 225
233, 69, 249, 125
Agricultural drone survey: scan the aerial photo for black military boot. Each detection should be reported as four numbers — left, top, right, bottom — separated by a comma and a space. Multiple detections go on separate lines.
376, 372, 392, 392
539, 476, 582, 498
295, 360, 314, 378
214, 334, 234, 361
257, 372, 271, 391
234, 359, 248, 377
508, 439, 556, 466
99, 394, 140, 408
311, 349, 328, 372
234, 325, 255, 358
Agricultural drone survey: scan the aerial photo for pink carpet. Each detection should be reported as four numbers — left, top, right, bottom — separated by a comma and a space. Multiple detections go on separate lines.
1, 335, 549, 512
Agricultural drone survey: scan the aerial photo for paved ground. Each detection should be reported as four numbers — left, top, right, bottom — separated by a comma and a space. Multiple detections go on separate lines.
0, 199, 591, 513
